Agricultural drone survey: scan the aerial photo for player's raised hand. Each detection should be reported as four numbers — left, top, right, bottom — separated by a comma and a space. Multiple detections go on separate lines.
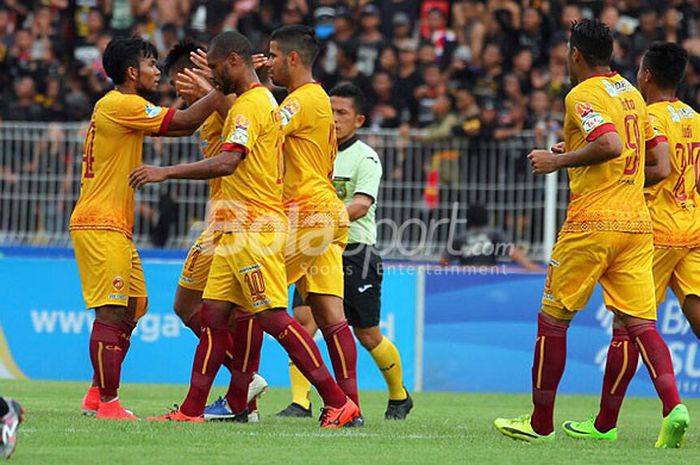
252, 53, 269, 69
190, 49, 214, 81
129, 165, 169, 189
551, 142, 566, 154
528, 149, 560, 175
176, 68, 214, 101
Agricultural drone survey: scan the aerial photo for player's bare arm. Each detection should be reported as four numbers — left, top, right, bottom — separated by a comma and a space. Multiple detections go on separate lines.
643, 140, 671, 187
160, 85, 227, 135
528, 132, 622, 175
129, 149, 244, 189
346, 193, 374, 221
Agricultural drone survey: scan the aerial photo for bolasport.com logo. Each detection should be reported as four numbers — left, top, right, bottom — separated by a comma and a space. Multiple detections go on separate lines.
594, 300, 700, 394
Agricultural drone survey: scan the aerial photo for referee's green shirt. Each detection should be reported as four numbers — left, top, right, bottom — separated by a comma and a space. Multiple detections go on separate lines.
332, 135, 382, 245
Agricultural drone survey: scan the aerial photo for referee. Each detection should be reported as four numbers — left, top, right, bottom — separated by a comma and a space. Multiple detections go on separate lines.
277, 83, 413, 421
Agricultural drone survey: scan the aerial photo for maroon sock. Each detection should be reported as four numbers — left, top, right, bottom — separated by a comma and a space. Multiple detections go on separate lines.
89, 320, 124, 399
626, 321, 681, 416
594, 328, 639, 432
185, 310, 202, 338
118, 319, 137, 361
530, 313, 568, 435
225, 311, 264, 413
257, 310, 346, 408
321, 320, 359, 406
180, 304, 230, 417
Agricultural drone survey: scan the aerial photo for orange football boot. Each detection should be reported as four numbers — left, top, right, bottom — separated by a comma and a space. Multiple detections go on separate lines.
81, 386, 100, 416
319, 398, 360, 428
96, 399, 138, 420
147, 408, 204, 423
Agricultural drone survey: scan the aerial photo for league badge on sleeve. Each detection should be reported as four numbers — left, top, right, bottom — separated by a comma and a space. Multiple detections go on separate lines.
280, 98, 300, 126
145, 104, 164, 118
228, 114, 251, 145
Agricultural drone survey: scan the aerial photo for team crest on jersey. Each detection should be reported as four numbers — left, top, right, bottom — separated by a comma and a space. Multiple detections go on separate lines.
145, 104, 163, 118
280, 98, 300, 126
112, 276, 125, 291
333, 177, 350, 200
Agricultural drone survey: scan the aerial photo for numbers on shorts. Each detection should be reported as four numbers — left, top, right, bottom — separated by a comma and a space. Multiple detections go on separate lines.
622, 114, 641, 176
672, 142, 700, 202
244, 269, 267, 300
82, 120, 97, 179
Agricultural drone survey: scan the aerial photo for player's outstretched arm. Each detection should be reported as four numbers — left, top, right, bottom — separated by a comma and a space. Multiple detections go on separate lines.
528, 132, 622, 175
644, 140, 671, 187
128, 149, 244, 189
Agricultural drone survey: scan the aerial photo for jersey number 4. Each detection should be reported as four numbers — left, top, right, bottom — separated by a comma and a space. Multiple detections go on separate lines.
82, 120, 97, 179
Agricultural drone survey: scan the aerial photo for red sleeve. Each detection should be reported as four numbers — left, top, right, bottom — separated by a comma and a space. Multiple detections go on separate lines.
645, 135, 668, 150
586, 122, 617, 142
221, 142, 249, 159
157, 108, 177, 135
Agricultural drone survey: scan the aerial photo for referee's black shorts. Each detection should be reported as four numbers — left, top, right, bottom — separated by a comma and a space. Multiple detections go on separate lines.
292, 243, 383, 329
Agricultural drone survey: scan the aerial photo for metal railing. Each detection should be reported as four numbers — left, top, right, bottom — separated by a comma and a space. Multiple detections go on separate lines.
0, 122, 569, 260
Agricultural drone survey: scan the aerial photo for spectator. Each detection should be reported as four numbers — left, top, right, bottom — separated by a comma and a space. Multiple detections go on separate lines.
414, 62, 446, 127
366, 70, 401, 129
376, 45, 398, 76
390, 12, 413, 50
420, 94, 458, 143
452, 87, 481, 139
630, 8, 661, 60
4, 76, 45, 121
470, 43, 504, 102
453, 0, 485, 65
518, 7, 548, 67
423, 7, 456, 66
356, 4, 385, 78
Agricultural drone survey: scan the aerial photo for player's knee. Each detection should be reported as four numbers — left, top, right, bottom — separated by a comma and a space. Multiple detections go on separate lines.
539, 306, 573, 327
201, 302, 230, 329
354, 327, 382, 350
683, 295, 700, 339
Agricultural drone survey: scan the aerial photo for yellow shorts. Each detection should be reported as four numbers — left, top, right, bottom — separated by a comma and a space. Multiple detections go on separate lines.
542, 231, 656, 320
653, 246, 700, 307
71, 230, 147, 313
285, 225, 348, 300
178, 227, 225, 292
203, 231, 288, 313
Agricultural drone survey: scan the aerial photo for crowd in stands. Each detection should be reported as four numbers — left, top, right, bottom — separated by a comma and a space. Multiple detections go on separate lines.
2, 1, 700, 141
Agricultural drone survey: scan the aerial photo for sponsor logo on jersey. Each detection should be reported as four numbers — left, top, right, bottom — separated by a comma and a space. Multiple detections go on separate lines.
228, 114, 251, 145
582, 113, 605, 133
603, 79, 632, 97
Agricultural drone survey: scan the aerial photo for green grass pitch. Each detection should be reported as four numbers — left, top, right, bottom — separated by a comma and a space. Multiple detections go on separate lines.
3, 379, 699, 464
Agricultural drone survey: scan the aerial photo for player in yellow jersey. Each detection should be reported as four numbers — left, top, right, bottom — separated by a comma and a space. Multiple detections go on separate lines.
70, 37, 229, 420
263, 25, 361, 422
640, 43, 700, 336
129, 31, 359, 428
494, 20, 689, 448
564, 42, 699, 446
162, 40, 268, 421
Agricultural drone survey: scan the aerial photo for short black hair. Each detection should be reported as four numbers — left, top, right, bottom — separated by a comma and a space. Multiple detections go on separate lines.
642, 41, 689, 90
209, 30, 253, 62
164, 40, 200, 76
270, 25, 320, 66
103, 37, 158, 84
569, 19, 613, 67
329, 82, 366, 115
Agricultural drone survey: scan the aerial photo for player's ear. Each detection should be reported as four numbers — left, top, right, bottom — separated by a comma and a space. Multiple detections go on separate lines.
355, 114, 366, 129
126, 65, 138, 82
288, 50, 298, 67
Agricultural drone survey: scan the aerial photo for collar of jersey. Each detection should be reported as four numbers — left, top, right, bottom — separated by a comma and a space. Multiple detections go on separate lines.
338, 135, 360, 152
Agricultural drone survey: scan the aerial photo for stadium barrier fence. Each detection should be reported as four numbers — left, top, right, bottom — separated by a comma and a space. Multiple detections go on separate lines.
0, 122, 569, 260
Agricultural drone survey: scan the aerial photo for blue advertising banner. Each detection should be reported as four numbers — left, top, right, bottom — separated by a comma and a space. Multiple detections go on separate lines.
423, 269, 700, 397
0, 254, 418, 392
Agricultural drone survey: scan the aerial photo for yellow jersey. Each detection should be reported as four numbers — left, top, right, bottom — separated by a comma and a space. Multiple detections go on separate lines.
213, 84, 286, 232
200, 112, 224, 224
69, 90, 175, 238
279, 82, 345, 226
562, 72, 658, 234
644, 99, 700, 247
